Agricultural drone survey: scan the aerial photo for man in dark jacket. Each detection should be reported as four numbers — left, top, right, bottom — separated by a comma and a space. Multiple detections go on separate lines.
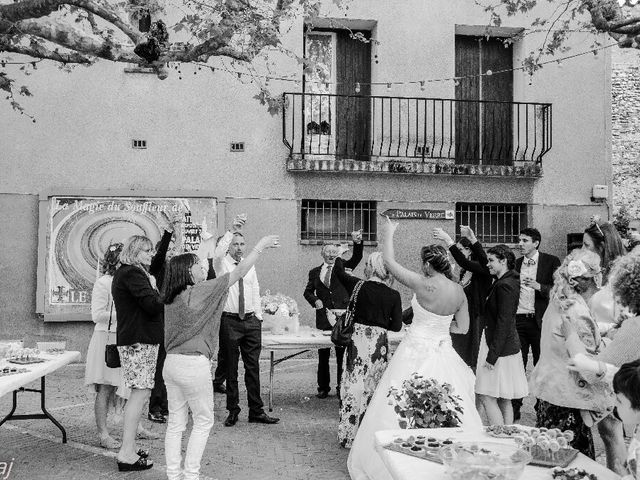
512, 227, 561, 420
303, 231, 363, 398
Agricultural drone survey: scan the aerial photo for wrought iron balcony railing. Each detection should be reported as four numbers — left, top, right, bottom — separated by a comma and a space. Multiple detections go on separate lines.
282, 92, 552, 175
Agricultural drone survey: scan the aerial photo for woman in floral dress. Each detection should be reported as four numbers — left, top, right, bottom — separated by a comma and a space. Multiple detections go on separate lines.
334, 252, 402, 448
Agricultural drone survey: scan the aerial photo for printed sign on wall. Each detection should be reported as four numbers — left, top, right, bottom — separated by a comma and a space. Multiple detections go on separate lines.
44, 195, 216, 318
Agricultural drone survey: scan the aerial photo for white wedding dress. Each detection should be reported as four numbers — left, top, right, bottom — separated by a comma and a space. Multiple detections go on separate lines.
347, 296, 483, 480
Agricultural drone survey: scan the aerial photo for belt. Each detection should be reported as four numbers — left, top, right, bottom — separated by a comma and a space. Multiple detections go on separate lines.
222, 311, 255, 319
516, 313, 536, 319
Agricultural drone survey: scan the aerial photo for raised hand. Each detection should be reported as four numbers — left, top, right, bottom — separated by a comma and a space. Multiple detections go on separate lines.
460, 225, 477, 243
383, 215, 399, 236
256, 235, 280, 251
433, 228, 454, 246
351, 229, 363, 243
231, 214, 246, 233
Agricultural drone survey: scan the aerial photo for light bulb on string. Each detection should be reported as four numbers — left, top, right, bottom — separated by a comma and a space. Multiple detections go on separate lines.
453, 78, 460, 86
386, 82, 392, 91
355, 82, 361, 93
485, 69, 493, 76
556, 59, 563, 68
419, 81, 425, 91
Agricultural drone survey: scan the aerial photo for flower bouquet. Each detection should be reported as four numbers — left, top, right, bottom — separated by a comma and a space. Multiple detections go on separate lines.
261, 291, 300, 335
388, 373, 464, 429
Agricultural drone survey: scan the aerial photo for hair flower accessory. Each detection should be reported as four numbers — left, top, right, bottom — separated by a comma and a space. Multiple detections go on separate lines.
567, 260, 589, 278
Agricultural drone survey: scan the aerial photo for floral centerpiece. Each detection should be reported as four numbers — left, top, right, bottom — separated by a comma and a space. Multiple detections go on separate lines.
387, 373, 464, 429
261, 291, 300, 334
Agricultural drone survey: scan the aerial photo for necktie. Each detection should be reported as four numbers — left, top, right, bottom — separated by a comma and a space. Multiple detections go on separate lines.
323, 265, 332, 287
235, 262, 245, 320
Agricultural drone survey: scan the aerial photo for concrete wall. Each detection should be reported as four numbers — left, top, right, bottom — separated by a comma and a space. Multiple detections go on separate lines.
0, 0, 612, 352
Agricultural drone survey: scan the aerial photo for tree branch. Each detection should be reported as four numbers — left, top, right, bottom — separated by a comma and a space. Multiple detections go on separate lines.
6, 18, 139, 62
0, 0, 139, 45
0, 35, 93, 63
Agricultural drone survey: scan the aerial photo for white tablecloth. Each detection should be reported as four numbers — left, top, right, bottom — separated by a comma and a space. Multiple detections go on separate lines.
263, 329, 405, 350
0, 351, 81, 398
375, 427, 621, 480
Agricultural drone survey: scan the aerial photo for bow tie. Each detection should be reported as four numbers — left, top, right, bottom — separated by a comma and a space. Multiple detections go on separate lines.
525, 258, 536, 266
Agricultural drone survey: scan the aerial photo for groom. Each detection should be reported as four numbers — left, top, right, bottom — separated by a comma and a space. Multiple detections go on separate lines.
304, 231, 363, 398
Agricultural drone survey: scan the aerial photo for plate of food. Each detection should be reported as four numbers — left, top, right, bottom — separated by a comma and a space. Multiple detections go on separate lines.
485, 424, 531, 438
551, 467, 598, 480
383, 435, 455, 464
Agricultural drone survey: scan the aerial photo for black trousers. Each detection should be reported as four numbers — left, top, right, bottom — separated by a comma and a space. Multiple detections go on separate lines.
213, 327, 226, 386
149, 342, 168, 415
220, 313, 264, 416
317, 345, 345, 393
513, 313, 541, 411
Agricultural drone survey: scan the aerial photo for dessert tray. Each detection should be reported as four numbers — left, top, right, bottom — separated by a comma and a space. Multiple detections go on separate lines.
383, 434, 455, 464
486, 425, 579, 468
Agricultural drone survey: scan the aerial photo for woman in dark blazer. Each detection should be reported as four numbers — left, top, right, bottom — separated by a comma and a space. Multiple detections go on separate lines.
475, 244, 528, 425
112, 235, 164, 471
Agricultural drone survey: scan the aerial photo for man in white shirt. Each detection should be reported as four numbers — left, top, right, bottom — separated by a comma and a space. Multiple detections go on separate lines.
218, 232, 279, 426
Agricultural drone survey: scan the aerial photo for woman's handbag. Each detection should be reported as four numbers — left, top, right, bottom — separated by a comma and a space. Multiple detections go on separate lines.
105, 302, 121, 368
331, 280, 364, 347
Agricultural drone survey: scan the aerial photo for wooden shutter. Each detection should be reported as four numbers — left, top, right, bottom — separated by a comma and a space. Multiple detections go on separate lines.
455, 36, 513, 165
335, 30, 371, 160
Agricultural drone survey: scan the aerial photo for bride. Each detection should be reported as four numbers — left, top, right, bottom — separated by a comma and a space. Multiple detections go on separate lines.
347, 218, 483, 480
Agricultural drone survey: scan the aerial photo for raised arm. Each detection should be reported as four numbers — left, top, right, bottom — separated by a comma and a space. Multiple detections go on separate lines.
381, 217, 426, 291
150, 213, 182, 278
433, 227, 489, 275
333, 259, 361, 294
342, 230, 364, 270
228, 235, 280, 286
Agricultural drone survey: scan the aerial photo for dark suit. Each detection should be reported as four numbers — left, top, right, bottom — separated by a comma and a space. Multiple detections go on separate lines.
448, 241, 493, 371
482, 269, 521, 366
514, 251, 561, 367
303, 241, 363, 394
512, 250, 560, 414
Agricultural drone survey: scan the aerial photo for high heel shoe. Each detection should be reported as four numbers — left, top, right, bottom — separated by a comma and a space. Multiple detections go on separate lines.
116, 456, 153, 471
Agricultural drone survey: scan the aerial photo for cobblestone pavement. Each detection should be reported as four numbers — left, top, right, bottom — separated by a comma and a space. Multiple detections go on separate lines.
0, 356, 607, 480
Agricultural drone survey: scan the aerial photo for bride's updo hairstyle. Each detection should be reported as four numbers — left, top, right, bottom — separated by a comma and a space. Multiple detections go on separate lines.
421, 245, 453, 280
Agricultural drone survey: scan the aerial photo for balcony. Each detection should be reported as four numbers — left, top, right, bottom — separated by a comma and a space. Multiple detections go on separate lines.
282, 92, 552, 177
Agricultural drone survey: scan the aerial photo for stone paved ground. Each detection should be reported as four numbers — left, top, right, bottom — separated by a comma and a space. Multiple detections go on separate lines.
0, 356, 607, 480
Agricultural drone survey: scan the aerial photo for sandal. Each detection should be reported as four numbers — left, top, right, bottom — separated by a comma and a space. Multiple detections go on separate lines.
137, 449, 149, 458
117, 456, 153, 472
98, 434, 121, 449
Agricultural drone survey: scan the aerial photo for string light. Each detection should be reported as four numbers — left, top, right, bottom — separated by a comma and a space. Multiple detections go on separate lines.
0, 39, 624, 90
355, 82, 361, 93
453, 78, 460, 86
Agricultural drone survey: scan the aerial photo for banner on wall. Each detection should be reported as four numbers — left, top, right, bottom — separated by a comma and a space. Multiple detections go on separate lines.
44, 195, 217, 318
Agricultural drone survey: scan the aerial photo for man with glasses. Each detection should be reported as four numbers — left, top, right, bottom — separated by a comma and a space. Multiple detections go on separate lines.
512, 227, 561, 421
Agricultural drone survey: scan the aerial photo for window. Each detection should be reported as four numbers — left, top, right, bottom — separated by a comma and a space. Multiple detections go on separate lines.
301, 200, 377, 242
455, 203, 527, 244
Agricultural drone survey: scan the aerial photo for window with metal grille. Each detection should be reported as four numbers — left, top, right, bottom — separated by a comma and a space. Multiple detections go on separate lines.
455, 203, 527, 244
301, 200, 377, 242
